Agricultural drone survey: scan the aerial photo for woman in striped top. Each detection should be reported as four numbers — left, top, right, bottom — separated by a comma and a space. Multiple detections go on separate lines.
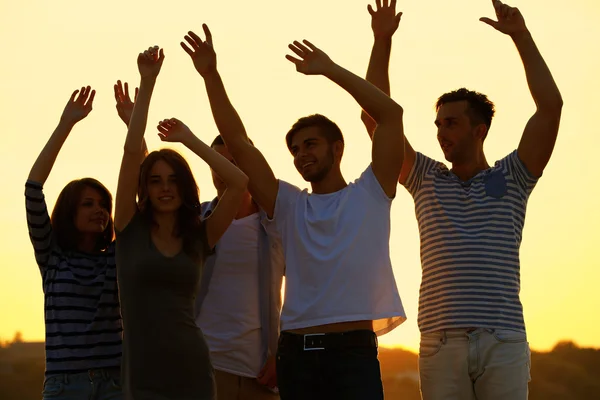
25, 86, 123, 399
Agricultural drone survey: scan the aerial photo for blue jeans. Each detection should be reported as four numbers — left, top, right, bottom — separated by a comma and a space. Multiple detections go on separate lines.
42, 368, 122, 400
419, 328, 531, 400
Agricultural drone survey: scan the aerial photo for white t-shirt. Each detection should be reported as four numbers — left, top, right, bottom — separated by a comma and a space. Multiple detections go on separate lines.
273, 165, 406, 335
197, 213, 263, 377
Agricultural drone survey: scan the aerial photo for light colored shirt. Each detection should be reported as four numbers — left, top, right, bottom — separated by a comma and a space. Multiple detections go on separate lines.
197, 213, 264, 377
404, 150, 538, 333
273, 165, 406, 335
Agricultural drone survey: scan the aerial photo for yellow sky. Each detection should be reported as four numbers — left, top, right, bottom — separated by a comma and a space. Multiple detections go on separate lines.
0, 0, 598, 353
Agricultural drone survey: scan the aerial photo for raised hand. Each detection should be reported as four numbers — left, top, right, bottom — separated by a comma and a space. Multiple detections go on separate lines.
137, 46, 165, 79
480, 0, 527, 36
286, 40, 335, 76
368, 0, 403, 39
114, 80, 138, 126
157, 118, 195, 144
181, 24, 217, 77
60, 86, 96, 125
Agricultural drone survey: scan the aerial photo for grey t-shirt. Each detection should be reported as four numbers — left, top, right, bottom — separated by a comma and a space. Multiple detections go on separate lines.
116, 212, 215, 400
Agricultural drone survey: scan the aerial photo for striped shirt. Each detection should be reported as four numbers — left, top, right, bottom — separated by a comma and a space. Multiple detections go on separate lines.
25, 181, 122, 376
404, 151, 537, 333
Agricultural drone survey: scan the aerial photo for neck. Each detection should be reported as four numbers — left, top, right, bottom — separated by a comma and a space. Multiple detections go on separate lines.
77, 234, 99, 253
152, 211, 178, 237
451, 151, 490, 181
310, 170, 347, 194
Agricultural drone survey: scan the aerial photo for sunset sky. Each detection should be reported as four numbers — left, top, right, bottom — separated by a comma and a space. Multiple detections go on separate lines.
1, 0, 598, 353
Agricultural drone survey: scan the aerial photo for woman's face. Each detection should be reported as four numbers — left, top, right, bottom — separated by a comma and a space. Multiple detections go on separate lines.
73, 186, 110, 234
146, 159, 183, 213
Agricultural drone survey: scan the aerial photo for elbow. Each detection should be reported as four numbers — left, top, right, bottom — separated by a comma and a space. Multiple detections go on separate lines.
380, 103, 404, 125
233, 173, 250, 192
538, 92, 564, 115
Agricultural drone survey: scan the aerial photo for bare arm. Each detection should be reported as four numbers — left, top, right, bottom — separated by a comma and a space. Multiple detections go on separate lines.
181, 25, 278, 217
28, 87, 95, 184
156, 118, 249, 248
114, 80, 149, 159
361, 0, 415, 185
114, 46, 164, 232
287, 40, 404, 197
481, 0, 563, 177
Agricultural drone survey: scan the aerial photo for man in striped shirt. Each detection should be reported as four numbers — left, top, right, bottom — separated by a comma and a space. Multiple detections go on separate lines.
361, 1, 562, 399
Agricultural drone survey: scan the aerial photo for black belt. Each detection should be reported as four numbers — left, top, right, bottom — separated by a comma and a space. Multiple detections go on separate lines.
279, 330, 378, 351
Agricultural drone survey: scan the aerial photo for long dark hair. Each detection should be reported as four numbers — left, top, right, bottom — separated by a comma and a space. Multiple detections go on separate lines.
138, 149, 204, 260
51, 178, 114, 252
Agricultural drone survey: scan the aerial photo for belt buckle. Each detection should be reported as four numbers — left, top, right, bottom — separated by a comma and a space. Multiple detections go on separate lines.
303, 333, 325, 351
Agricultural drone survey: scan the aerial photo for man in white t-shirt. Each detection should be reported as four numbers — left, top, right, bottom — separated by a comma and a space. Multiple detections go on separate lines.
181, 24, 407, 399
194, 135, 285, 400
360, 1, 563, 399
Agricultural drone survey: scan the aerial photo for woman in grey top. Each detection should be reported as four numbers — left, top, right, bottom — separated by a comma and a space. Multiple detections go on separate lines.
114, 45, 249, 399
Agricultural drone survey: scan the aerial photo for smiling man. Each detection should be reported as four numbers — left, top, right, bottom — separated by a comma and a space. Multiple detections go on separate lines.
180, 23, 407, 400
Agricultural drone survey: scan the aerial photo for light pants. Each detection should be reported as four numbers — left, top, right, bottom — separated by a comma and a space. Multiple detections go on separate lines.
419, 328, 531, 400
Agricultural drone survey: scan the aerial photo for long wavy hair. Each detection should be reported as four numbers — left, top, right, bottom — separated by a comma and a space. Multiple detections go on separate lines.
137, 149, 204, 260
51, 178, 114, 252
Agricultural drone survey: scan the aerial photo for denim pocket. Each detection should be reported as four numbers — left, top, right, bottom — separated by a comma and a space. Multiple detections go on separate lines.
42, 380, 64, 398
419, 336, 443, 358
492, 329, 527, 344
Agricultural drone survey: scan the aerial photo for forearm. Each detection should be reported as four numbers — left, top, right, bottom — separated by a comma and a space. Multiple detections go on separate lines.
28, 120, 74, 184
326, 63, 402, 124
365, 38, 393, 95
124, 78, 156, 154
184, 135, 249, 191
203, 71, 250, 148
513, 31, 563, 111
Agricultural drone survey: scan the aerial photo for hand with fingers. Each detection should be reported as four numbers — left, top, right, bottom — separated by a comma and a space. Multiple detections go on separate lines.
157, 118, 195, 144
286, 40, 335, 76
60, 86, 96, 125
181, 24, 217, 77
138, 45, 165, 80
114, 80, 138, 126
368, 0, 403, 40
480, 0, 528, 36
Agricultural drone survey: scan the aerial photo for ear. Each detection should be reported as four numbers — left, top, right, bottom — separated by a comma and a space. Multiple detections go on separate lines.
474, 123, 488, 141
333, 140, 344, 160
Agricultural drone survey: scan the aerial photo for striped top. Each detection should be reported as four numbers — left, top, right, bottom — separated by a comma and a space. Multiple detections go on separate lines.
404, 151, 537, 333
25, 181, 122, 376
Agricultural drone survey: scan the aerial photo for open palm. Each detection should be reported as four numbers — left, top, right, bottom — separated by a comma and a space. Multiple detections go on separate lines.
480, 0, 527, 35
114, 80, 138, 126
368, 0, 403, 39
60, 86, 95, 124
286, 40, 334, 76
181, 24, 217, 77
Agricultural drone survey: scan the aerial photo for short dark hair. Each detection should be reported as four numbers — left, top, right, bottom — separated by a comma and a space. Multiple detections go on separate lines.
138, 149, 204, 261
436, 88, 495, 130
285, 114, 344, 151
51, 178, 114, 252
211, 135, 253, 148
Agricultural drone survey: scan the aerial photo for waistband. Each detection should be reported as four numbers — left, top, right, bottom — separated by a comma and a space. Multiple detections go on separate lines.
278, 330, 377, 352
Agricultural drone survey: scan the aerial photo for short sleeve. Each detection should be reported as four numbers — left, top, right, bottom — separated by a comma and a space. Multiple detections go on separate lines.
501, 150, 539, 196
272, 179, 302, 222
403, 152, 440, 196
355, 164, 393, 205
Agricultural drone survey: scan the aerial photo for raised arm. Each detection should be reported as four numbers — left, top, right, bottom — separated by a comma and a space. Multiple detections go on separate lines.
181, 25, 279, 217
28, 87, 95, 184
114, 46, 164, 231
481, 0, 563, 177
362, 1, 415, 185
114, 80, 148, 159
156, 118, 249, 248
287, 40, 404, 197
